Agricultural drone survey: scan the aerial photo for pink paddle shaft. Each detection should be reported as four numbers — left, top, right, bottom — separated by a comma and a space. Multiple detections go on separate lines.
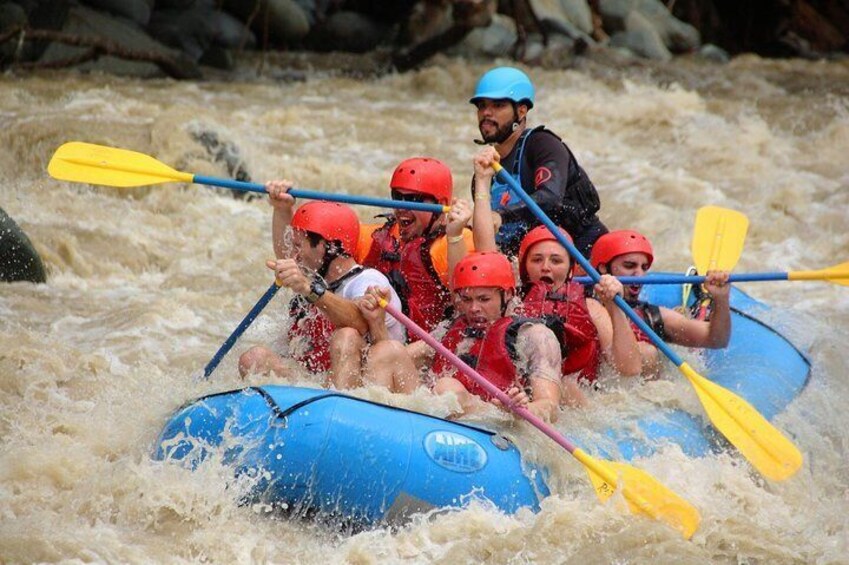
383, 303, 578, 455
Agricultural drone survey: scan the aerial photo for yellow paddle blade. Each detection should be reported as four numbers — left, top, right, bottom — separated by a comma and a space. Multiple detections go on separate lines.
573, 448, 701, 539
679, 363, 803, 481
789, 261, 849, 286
48, 142, 194, 188
692, 206, 749, 273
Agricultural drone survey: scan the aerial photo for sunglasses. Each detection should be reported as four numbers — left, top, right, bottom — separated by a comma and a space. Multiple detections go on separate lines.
391, 190, 433, 204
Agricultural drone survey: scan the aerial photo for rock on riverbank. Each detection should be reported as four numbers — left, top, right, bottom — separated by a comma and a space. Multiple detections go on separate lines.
0, 0, 846, 79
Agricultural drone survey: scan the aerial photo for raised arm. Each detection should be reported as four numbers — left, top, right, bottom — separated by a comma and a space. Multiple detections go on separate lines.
446, 198, 473, 288
661, 270, 732, 348
471, 146, 500, 252
266, 180, 297, 260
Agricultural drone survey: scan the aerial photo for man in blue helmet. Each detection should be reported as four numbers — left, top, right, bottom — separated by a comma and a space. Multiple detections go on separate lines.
469, 66, 608, 259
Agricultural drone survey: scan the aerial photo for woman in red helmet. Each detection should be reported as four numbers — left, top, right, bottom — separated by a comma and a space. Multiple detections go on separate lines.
358, 252, 576, 422
358, 157, 474, 339
590, 230, 732, 376
238, 180, 408, 391
515, 225, 643, 384
469, 154, 642, 386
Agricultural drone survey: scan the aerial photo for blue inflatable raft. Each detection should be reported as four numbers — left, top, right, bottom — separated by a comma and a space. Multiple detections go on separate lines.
611, 281, 811, 460
153, 281, 810, 525
153, 385, 550, 524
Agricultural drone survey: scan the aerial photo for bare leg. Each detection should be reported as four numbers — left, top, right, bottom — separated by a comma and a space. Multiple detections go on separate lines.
433, 376, 479, 417
560, 377, 587, 408
405, 340, 435, 370
328, 327, 366, 390
364, 340, 420, 393
238, 346, 291, 379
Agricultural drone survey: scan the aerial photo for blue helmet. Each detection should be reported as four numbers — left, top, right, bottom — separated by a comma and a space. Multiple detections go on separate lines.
470, 67, 535, 109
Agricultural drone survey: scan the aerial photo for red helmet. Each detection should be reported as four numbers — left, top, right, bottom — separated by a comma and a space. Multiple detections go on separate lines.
389, 157, 453, 205
453, 252, 515, 291
590, 230, 654, 271
291, 201, 360, 257
517, 225, 574, 282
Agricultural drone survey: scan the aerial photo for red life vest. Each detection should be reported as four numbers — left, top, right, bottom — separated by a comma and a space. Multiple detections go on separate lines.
362, 218, 451, 334
625, 300, 668, 344
287, 267, 364, 373
400, 236, 452, 333
360, 216, 401, 276
522, 281, 600, 383
432, 316, 528, 401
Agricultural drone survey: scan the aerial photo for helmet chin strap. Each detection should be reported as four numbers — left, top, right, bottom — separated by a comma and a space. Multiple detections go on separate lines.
424, 211, 442, 238
317, 241, 341, 279
499, 290, 509, 316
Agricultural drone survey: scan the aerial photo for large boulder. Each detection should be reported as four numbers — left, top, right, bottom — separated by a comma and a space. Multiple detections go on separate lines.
157, 0, 202, 8
222, 0, 310, 46
529, 0, 594, 35
0, 207, 46, 284
451, 13, 517, 57
0, 2, 28, 63
37, 5, 201, 78
148, 5, 255, 63
208, 9, 256, 49
78, 0, 153, 26
599, 0, 699, 53
306, 11, 388, 53
148, 8, 215, 60
609, 9, 672, 60
5, 0, 70, 63
0, 2, 27, 31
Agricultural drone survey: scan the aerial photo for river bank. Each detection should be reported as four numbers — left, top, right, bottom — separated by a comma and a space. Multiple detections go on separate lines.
2, 0, 848, 81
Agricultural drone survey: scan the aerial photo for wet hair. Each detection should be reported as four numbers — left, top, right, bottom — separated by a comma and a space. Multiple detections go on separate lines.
304, 231, 324, 249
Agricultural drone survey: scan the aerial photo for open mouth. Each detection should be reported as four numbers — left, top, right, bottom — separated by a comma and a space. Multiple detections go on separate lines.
539, 275, 555, 285
397, 216, 415, 228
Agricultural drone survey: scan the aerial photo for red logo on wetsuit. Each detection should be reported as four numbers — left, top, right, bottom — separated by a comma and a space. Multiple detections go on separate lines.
535, 167, 552, 187
500, 192, 511, 207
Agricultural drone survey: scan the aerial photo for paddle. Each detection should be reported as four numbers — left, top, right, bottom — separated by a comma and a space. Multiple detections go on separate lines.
692, 206, 748, 272
493, 163, 803, 482
202, 281, 281, 379
573, 264, 849, 286
48, 142, 448, 214
380, 300, 700, 539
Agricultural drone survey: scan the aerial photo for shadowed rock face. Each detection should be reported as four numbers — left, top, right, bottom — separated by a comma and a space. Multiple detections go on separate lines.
0, 207, 46, 284
670, 0, 849, 57
0, 0, 845, 79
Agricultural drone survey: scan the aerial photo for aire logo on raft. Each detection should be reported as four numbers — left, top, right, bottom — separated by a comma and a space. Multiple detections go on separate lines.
424, 431, 488, 473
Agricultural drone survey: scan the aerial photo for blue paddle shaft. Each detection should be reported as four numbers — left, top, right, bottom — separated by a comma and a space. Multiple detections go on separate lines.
494, 167, 683, 364
203, 281, 281, 379
192, 175, 444, 213
574, 273, 790, 285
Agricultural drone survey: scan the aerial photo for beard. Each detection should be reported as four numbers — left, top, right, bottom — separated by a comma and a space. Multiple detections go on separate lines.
479, 119, 515, 144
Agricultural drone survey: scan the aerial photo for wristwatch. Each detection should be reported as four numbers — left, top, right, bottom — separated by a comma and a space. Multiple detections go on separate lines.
304, 278, 327, 304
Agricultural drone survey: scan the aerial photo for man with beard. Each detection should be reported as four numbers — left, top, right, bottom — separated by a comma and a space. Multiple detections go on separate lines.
471, 66, 608, 258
